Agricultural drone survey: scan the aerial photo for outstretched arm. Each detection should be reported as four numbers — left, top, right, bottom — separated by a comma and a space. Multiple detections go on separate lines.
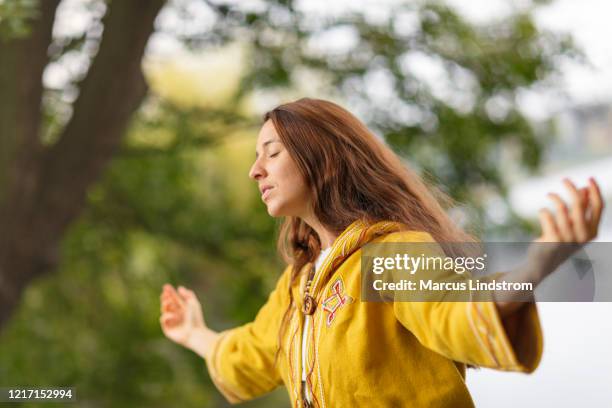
160, 266, 292, 404
495, 177, 604, 318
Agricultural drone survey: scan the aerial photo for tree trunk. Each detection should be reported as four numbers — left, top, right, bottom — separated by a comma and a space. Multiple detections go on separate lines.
0, 0, 166, 331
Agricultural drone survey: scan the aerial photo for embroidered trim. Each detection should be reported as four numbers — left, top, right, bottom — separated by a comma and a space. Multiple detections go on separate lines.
300, 222, 359, 408
314, 298, 327, 408
467, 302, 495, 367
306, 313, 320, 408
479, 302, 509, 367
301, 219, 404, 408
311, 221, 402, 297
471, 302, 500, 367
321, 277, 353, 327
310, 221, 361, 291
287, 306, 299, 406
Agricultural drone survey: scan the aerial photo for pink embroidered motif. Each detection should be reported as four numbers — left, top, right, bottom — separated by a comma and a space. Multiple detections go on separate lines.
321, 278, 353, 327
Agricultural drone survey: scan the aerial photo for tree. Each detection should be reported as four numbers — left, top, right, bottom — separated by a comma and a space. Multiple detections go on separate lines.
0, 0, 165, 329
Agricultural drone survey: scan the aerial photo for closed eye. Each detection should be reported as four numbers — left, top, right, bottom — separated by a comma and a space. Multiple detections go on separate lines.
269, 152, 280, 158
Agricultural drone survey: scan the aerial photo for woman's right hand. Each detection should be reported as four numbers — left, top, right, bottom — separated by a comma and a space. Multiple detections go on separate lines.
159, 284, 207, 348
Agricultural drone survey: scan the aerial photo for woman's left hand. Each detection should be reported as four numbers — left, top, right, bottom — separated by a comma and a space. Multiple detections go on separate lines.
525, 177, 605, 283
495, 177, 604, 313
535, 177, 604, 243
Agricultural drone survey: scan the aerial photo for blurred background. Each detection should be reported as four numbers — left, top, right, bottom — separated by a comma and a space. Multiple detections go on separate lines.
0, 0, 610, 407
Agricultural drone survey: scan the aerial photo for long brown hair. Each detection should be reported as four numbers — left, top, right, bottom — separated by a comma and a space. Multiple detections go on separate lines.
263, 97, 478, 363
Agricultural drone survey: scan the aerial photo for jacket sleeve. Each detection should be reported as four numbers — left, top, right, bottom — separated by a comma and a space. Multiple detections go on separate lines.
205, 265, 292, 404
384, 231, 543, 373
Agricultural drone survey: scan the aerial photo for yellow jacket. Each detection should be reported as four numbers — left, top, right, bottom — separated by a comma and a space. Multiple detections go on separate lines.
206, 220, 543, 407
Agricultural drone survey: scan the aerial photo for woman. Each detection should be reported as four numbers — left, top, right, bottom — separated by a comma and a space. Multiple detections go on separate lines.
159, 98, 604, 407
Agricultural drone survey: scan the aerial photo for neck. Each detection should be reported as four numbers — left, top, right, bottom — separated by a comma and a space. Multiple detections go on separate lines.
301, 214, 338, 250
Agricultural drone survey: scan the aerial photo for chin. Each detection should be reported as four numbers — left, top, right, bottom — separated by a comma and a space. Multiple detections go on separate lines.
265, 203, 284, 218
267, 208, 280, 217
266, 200, 294, 218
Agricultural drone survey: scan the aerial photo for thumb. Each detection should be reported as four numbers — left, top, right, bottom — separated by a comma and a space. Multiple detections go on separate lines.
178, 286, 199, 305
179, 286, 206, 326
178, 286, 191, 300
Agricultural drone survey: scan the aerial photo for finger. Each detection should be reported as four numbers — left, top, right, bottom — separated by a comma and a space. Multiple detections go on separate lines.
579, 187, 589, 208
160, 292, 183, 312
159, 302, 179, 313
178, 286, 196, 303
161, 301, 179, 313
163, 284, 186, 308
547, 193, 574, 242
161, 312, 182, 326
160, 314, 176, 326
160, 292, 173, 304
562, 179, 588, 241
161, 284, 173, 301
538, 208, 559, 241
161, 316, 180, 329
160, 314, 175, 328
587, 177, 604, 236
161, 311, 179, 320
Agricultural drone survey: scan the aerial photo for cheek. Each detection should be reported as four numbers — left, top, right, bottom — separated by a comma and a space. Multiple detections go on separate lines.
283, 166, 308, 197
288, 172, 307, 192
273, 160, 310, 204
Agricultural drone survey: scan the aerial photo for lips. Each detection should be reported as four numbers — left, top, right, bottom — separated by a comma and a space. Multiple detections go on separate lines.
261, 186, 274, 201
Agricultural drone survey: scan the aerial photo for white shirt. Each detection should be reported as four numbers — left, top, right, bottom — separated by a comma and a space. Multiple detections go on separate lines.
301, 247, 332, 402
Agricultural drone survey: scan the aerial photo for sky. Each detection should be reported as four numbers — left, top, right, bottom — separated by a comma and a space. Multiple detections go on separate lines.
534, 0, 612, 104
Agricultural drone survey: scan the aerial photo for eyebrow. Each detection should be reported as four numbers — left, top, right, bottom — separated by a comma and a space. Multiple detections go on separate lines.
255, 139, 281, 158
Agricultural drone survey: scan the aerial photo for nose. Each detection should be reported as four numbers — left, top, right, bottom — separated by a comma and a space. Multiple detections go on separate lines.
249, 158, 266, 180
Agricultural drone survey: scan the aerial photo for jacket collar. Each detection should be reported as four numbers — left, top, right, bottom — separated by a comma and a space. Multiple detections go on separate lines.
308, 219, 405, 300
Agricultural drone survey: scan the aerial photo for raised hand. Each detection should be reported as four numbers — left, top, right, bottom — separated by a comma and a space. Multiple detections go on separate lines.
527, 177, 605, 281
159, 284, 207, 348
536, 177, 604, 243
495, 177, 605, 314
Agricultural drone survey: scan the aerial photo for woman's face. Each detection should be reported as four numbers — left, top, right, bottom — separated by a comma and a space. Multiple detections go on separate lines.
249, 120, 312, 218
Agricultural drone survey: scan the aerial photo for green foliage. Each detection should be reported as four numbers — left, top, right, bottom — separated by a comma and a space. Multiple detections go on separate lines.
0, 0, 39, 40
225, 0, 577, 232
0, 98, 286, 406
